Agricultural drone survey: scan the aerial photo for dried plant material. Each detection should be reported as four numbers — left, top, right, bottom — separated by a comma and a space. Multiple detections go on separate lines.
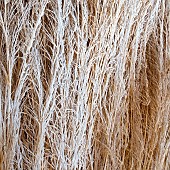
0, 0, 169, 169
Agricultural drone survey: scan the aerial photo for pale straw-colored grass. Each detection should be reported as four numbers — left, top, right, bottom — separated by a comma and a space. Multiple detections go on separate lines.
0, 0, 169, 169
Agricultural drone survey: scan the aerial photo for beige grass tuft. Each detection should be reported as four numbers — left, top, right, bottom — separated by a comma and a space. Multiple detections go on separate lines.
0, 0, 169, 169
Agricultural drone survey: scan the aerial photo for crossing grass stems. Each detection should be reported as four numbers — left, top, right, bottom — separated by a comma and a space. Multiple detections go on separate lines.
0, 0, 169, 169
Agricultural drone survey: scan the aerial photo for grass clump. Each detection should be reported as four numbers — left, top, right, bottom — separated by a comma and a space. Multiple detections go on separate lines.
0, 0, 169, 169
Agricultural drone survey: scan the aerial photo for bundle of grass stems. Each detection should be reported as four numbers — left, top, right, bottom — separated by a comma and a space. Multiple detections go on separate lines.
0, 0, 169, 169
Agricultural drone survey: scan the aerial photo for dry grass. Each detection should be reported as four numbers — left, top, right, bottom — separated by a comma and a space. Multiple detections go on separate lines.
0, 0, 170, 169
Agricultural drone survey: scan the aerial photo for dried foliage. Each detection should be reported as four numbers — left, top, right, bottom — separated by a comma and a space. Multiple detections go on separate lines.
0, 0, 170, 169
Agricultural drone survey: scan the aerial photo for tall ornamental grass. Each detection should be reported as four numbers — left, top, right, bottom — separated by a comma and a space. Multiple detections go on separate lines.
0, 0, 169, 169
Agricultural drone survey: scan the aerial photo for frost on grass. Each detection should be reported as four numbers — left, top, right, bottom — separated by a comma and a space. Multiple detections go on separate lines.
0, 0, 169, 170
